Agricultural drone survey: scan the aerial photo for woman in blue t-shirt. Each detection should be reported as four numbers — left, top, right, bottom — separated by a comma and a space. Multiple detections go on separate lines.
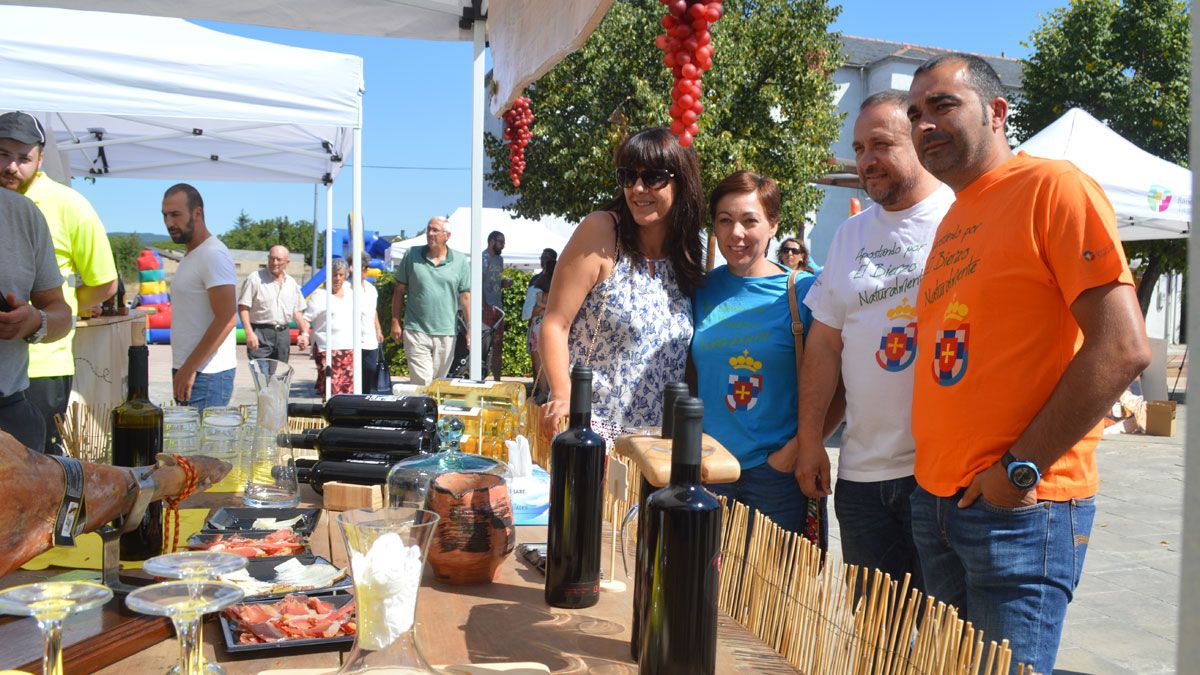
692, 171, 824, 542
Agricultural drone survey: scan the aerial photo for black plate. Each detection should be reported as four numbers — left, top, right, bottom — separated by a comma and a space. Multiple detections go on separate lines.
220, 592, 355, 653
205, 507, 321, 536
226, 554, 353, 601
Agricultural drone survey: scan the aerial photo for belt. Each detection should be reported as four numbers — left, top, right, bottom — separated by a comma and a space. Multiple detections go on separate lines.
0, 390, 25, 408
251, 323, 289, 332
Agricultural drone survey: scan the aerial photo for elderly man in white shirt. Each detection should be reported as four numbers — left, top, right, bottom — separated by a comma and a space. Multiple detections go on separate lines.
238, 245, 310, 363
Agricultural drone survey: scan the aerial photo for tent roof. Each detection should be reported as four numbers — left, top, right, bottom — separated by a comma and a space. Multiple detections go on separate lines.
1015, 108, 1190, 241
0, 5, 362, 183
1, 0, 615, 115
388, 207, 573, 269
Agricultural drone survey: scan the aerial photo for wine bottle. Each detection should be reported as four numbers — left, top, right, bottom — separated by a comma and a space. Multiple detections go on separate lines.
631, 381, 690, 660
296, 458, 393, 490
544, 364, 606, 609
288, 394, 437, 429
638, 396, 722, 674
282, 425, 434, 462
110, 331, 164, 561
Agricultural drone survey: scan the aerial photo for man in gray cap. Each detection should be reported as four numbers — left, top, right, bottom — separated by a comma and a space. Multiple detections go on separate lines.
0, 111, 117, 453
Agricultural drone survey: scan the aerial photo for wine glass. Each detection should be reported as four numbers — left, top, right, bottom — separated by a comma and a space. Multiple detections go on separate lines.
0, 581, 113, 675
126, 581, 243, 675
143, 551, 247, 581
143, 552, 248, 675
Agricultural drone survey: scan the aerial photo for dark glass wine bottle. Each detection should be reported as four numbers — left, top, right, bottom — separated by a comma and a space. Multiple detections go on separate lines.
544, 364, 606, 609
288, 394, 438, 429
638, 396, 722, 674
282, 425, 433, 462
296, 458, 393, 490
631, 381, 690, 660
110, 335, 164, 561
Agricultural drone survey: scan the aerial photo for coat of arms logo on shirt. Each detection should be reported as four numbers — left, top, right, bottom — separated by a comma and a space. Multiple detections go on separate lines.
726, 349, 763, 412
931, 298, 969, 386
876, 298, 918, 372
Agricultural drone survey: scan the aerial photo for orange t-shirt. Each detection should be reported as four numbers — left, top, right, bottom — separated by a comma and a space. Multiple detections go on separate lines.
912, 153, 1133, 501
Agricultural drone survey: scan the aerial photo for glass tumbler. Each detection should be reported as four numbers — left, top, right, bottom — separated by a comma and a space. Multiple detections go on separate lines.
200, 406, 243, 493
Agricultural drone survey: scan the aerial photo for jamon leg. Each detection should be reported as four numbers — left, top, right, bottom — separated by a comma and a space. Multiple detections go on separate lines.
0, 430, 231, 576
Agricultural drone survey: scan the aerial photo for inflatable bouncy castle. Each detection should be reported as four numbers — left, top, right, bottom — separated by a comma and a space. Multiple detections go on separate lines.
137, 249, 174, 344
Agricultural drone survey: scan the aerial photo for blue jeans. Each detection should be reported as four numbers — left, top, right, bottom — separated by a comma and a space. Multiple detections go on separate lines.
834, 476, 923, 593
174, 368, 235, 410
909, 485, 1095, 674
707, 461, 818, 539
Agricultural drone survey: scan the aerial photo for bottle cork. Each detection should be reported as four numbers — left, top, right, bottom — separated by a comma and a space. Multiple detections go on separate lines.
131, 322, 147, 347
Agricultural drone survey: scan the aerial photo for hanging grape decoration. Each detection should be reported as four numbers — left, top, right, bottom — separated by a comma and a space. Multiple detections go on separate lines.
503, 96, 534, 188
656, 0, 723, 147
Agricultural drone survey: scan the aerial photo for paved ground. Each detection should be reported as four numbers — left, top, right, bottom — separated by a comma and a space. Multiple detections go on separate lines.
148, 344, 1186, 673
823, 408, 1185, 674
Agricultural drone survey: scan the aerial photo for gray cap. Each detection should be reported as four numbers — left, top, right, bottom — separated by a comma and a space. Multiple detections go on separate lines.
0, 111, 46, 145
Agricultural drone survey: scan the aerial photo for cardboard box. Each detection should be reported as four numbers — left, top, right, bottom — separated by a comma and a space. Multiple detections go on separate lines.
1145, 400, 1177, 436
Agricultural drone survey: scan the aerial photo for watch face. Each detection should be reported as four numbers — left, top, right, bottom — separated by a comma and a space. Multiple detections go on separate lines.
1012, 464, 1038, 489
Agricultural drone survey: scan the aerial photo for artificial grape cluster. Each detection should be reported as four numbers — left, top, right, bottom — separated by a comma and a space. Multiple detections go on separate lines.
655, 0, 723, 147
503, 96, 534, 188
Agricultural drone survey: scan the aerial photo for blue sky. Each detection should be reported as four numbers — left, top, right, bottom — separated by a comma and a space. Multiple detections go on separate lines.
70, 0, 1062, 239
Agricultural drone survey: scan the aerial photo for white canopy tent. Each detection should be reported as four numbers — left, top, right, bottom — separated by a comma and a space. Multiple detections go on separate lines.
0, 4, 364, 394
1015, 107, 1191, 241
388, 207, 573, 271
3, 0, 616, 387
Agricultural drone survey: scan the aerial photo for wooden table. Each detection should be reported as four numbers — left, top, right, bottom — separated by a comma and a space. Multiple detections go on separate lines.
1, 489, 798, 674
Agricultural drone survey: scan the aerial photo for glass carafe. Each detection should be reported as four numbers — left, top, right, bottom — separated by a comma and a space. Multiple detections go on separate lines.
386, 417, 510, 508
244, 359, 299, 507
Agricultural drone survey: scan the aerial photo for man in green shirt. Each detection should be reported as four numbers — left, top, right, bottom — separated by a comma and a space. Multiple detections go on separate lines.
389, 216, 470, 386
0, 112, 117, 453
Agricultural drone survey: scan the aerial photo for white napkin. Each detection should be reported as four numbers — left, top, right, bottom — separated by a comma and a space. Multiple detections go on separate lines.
505, 435, 533, 478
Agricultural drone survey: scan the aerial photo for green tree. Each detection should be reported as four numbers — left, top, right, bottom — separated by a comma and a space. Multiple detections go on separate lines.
219, 211, 322, 265
108, 233, 144, 284
1009, 0, 1190, 314
485, 0, 843, 232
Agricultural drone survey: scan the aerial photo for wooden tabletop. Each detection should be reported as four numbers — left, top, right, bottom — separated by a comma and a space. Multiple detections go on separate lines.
2, 488, 798, 674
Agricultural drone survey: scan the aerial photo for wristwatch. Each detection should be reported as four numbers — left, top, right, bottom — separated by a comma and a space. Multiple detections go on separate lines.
1000, 451, 1041, 490
24, 308, 47, 343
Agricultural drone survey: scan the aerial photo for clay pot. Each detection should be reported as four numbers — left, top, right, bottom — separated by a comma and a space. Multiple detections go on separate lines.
427, 472, 516, 584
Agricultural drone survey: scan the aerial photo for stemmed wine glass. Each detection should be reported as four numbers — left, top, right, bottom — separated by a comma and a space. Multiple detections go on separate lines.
142, 550, 248, 675
0, 581, 113, 675
126, 578, 243, 675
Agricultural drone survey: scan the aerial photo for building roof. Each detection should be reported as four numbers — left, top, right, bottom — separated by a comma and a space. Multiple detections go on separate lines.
838, 35, 1023, 90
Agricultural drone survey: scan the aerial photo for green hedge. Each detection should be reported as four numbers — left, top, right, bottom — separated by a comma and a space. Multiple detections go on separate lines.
375, 267, 534, 378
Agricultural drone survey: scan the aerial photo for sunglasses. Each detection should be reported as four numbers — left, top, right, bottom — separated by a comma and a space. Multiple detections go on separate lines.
616, 167, 675, 190
779, 246, 803, 255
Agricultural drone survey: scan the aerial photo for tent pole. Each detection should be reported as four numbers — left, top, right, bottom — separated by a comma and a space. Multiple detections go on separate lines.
351, 117, 364, 394
469, 13, 485, 381
324, 180, 334, 400
1180, 7, 1199, 665
310, 184, 318, 282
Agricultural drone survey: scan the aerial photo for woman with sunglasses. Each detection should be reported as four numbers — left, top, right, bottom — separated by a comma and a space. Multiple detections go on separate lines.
777, 236, 815, 273
691, 171, 832, 545
539, 128, 704, 441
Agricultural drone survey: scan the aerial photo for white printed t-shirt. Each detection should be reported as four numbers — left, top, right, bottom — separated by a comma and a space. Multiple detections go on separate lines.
171, 236, 238, 373
804, 184, 954, 482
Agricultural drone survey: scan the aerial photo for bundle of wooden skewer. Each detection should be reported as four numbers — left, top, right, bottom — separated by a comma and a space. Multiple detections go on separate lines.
55, 401, 112, 462
716, 497, 1036, 675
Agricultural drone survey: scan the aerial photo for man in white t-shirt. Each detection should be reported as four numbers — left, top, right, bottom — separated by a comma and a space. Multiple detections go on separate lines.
795, 90, 954, 590
162, 184, 237, 410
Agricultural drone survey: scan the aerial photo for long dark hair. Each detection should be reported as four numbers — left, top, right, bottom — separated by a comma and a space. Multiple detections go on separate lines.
603, 128, 705, 295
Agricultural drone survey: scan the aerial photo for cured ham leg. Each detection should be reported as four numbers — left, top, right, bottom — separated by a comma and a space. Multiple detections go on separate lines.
0, 430, 231, 576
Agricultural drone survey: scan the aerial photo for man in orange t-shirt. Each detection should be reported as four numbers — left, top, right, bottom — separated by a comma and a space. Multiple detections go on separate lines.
907, 55, 1150, 674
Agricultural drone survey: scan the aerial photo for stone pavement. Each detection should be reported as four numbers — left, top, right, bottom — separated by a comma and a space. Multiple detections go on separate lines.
825, 404, 1185, 675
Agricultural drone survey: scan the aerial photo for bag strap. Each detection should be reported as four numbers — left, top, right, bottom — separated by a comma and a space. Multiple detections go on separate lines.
787, 269, 805, 406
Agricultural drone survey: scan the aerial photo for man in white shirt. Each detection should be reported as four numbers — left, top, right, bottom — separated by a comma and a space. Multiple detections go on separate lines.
795, 90, 954, 590
162, 184, 237, 410
238, 245, 309, 363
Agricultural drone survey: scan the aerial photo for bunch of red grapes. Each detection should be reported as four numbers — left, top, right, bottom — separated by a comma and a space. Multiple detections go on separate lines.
503, 96, 534, 188
656, 0, 723, 147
